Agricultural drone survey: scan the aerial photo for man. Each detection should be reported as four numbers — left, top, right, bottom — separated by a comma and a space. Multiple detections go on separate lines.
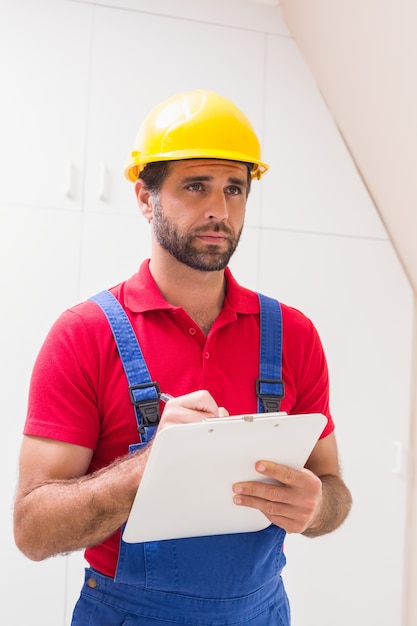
14, 89, 352, 625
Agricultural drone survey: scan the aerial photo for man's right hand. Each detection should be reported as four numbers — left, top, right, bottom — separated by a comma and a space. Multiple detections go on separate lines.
159, 389, 229, 430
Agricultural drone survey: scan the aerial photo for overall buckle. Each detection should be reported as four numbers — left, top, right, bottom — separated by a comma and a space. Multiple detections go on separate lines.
129, 381, 161, 432
256, 378, 284, 412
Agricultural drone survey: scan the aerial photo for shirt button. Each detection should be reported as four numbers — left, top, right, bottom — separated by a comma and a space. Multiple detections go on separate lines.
204, 352, 210, 359
189, 327, 196, 335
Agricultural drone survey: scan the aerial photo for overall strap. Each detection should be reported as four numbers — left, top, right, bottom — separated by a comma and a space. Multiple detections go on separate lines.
89, 290, 159, 445
89, 290, 283, 441
256, 293, 284, 413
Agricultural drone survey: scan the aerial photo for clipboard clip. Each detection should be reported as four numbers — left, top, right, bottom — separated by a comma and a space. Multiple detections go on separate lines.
256, 377, 284, 412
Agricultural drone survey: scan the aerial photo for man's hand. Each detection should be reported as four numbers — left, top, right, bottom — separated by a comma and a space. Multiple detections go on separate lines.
233, 461, 323, 534
159, 390, 229, 429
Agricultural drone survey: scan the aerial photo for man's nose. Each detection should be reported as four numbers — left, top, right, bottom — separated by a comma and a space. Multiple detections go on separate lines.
205, 190, 229, 220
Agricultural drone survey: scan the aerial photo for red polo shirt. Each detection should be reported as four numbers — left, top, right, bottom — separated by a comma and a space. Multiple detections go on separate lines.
24, 259, 334, 576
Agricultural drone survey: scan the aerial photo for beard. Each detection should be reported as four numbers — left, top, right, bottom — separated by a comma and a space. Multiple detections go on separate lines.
151, 195, 242, 272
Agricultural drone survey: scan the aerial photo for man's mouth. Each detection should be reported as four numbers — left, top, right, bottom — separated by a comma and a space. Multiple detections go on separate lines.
196, 233, 228, 244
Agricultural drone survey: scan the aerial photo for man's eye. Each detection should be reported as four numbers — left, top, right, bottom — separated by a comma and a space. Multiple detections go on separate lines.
227, 186, 242, 195
186, 183, 203, 192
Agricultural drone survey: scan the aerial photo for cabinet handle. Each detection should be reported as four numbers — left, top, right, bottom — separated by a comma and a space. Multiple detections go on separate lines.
98, 162, 107, 201
62, 159, 74, 198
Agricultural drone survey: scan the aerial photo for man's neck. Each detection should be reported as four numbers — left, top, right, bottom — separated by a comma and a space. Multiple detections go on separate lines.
149, 256, 226, 335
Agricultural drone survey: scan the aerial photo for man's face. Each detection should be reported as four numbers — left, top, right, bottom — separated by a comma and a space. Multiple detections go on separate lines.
150, 159, 249, 272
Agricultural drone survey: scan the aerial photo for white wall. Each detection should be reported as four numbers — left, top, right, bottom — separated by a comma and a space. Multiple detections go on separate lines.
0, 1, 412, 625
279, 0, 417, 292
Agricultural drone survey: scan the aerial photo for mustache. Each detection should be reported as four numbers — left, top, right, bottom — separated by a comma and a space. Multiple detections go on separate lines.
193, 222, 234, 237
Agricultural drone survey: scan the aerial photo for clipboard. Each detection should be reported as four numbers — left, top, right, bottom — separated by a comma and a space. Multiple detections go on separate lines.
122, 411, 327, 543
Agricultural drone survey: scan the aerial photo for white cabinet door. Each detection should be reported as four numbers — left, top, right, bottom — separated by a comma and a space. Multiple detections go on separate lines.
263, 36, 388, 239
0, 0, 92, 210
0, 204, 83, 626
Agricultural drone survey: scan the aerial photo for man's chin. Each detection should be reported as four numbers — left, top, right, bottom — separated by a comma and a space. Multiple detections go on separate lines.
182, 253, 231, 272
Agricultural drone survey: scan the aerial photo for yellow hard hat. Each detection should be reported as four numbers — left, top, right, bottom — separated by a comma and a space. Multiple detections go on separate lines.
124, 89, 269, 182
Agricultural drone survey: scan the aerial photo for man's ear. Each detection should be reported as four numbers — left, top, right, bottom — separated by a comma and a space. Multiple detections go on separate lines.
135, 179, 154, 221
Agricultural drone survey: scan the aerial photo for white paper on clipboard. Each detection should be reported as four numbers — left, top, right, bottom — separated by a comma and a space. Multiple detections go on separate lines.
122, 411, 327, 543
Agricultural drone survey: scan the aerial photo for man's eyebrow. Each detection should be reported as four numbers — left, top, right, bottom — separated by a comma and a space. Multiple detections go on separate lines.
180, 175, 248, 187
180, 175, 214, 184
228, 176, 248, 188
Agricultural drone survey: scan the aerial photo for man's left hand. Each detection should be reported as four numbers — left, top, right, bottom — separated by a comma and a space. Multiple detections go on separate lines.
232, 461, 323, 534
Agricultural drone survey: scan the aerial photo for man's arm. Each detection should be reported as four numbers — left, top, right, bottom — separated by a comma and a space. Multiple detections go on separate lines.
300, 432, 352, 537
14, 390, 228, 562
232, 432, 352, 536
13, 435, 150, 561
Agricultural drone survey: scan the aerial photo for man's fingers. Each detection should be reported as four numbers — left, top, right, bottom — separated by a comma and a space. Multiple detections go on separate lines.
254, 461, 300, 486
159, 390, 229, 429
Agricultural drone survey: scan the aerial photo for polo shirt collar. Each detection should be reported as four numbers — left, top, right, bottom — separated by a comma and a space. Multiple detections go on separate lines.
124, 259, 259, 315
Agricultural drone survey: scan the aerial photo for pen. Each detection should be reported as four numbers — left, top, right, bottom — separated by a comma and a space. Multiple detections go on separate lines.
160, 392, 174, 403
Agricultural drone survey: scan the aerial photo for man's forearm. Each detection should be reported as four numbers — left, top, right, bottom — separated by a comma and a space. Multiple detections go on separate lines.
302, 474, 352, 538
14, 447, 150, 561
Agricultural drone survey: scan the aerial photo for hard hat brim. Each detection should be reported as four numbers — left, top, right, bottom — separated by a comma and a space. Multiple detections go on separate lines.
125, 151, 269, 182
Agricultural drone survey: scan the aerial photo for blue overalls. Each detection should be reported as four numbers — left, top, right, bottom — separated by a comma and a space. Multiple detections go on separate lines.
71, 292, 290, 626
